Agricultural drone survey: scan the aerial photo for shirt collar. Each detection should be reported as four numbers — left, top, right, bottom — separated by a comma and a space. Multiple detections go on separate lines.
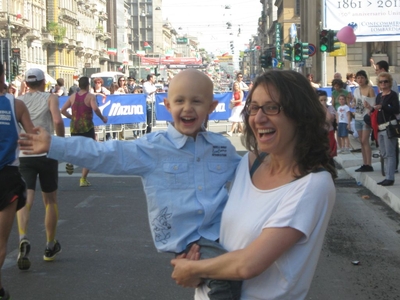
166, 123, 209, 149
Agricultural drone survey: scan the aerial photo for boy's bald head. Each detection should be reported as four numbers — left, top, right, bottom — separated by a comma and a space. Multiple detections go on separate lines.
169, 69, 214, 101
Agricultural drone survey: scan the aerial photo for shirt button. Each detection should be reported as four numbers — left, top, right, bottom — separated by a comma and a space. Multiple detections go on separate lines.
198, 186, 202, 190
216, 165, 221, 170
198, 210, 203, 214
173, 165, 178, 170
196, 157, 200, 162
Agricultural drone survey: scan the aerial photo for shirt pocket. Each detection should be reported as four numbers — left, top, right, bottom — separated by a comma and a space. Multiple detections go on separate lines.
206, 162, 231, 188
163, 163, 189, 189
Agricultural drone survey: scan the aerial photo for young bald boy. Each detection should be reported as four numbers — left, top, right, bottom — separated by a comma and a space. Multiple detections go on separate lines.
20, 69, 242, 299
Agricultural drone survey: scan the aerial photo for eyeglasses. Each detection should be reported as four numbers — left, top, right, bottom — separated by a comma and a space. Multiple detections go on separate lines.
244, 103, 283, 116
379, 80, 389, 84
238, 76, 243, 78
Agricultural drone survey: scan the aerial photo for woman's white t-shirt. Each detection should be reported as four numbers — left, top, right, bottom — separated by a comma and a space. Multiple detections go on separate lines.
353, 88, 375, 121
195, 153, 336, 300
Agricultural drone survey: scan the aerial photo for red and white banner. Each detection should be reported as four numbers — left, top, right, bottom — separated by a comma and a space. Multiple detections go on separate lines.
140, 57, 202, 66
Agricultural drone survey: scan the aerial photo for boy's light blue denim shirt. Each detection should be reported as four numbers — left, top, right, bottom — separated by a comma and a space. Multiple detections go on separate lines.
48, 124, 241, 253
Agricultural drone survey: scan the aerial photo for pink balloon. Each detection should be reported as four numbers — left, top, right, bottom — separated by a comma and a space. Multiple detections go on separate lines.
337, 26, 357, 45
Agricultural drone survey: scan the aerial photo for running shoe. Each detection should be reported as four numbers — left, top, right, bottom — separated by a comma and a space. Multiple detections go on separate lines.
65, 163, 74, 175
43, 240, 62, 261
80, 178, 91, 187
17, 238, 31, 270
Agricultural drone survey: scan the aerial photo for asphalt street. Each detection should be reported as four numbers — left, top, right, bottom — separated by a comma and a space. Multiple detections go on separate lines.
3, 129, 400, 299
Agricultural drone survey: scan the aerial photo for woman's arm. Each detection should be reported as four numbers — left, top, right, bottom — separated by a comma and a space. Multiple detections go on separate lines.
171, 226, 303, 286
61, 96, 73, 119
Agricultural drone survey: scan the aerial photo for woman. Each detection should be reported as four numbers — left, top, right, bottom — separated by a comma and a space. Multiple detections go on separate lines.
110, 82, 125, 95
227, 82, 244, 136
90, 77, 110, 103
171, 70, 336, 299
346, 72, 358, 88
352, 70, 376, 172
372, 72, 399, 186
61, 77, 107, 187
117, 76, 128, 94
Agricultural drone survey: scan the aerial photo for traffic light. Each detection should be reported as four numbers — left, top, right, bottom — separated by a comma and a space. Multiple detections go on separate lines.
301, 42, 309, 60
260, 54, 268, 68
10, 59, 18, 81
283, 43, 293, 61
294, 42, 302, 62
328, 30, 340, 52
319, 29, 329, 52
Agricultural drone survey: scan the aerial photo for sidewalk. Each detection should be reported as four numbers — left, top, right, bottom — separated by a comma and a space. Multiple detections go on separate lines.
334, 149, 400, 214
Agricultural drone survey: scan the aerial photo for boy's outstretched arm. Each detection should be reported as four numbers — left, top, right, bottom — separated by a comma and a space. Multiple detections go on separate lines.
19, 126, 52, 155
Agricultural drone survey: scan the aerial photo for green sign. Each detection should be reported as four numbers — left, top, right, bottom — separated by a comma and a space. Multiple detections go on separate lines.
177, 37, 188, 44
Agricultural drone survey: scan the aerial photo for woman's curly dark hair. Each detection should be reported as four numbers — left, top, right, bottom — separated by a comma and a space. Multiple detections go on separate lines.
240, 70, 337, 179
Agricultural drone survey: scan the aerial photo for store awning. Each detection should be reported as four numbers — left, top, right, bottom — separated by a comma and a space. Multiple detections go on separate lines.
45, 73, 57, 84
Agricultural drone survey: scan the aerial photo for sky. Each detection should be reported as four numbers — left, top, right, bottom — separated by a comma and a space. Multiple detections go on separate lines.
162, 0, 262, 56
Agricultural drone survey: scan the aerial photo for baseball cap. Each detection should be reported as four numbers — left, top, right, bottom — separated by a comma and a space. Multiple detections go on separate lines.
25, 68, 45, 82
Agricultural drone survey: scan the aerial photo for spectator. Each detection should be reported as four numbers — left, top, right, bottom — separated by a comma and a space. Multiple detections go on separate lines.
16, 68, 65, 270
353, 70, 375, 172
68, 80, 79, 96
346, 72, 358, 88
127, 77, 136, 93
336, 94, 351, 153
234, 72, 249, 91
117, 76, 128, 94
56, 78, 68, 96
227, 82, 244, 137
60, 76, 108, 187
0, 62, 34, 300
90, 77, 110, 104
142, 74, 157, 133
373, 60, 399, 172
373, 72, 399, 186
171, 70, 336, 299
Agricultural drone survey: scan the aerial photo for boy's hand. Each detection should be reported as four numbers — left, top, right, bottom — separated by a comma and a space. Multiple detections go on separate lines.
19, 126, 52, 155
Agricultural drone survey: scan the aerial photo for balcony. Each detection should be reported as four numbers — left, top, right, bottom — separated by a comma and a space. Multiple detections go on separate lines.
100, 32, 111, 41
95, 29, 104, 39
85, 48, 93, 57
84, 0, 91, 9
60, 8, 77, 22
91, 3, 97, 12
26, 29, 41, 40
68, 39, 76, 49
42, 32, 54, 44
76, 41, 84, 50
92, 50, 99, 60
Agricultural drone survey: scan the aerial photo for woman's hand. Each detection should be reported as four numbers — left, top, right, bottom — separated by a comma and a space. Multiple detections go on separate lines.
171, 244, 202, 287
171, 259, 203, 287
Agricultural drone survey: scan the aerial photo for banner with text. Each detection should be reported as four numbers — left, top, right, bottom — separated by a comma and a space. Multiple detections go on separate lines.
59, 94, 147, 127
325, 0, 400, 42
154, 92, 233, 121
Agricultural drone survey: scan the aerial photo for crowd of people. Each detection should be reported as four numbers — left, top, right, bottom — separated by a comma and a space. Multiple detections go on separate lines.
308, 59, 399, 186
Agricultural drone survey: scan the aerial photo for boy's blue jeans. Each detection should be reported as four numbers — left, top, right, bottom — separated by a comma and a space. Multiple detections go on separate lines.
182, 237, 242, 300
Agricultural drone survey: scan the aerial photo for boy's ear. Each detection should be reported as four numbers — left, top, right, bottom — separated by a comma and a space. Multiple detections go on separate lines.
163, 98, 171, 112
208, 100, 218, 113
